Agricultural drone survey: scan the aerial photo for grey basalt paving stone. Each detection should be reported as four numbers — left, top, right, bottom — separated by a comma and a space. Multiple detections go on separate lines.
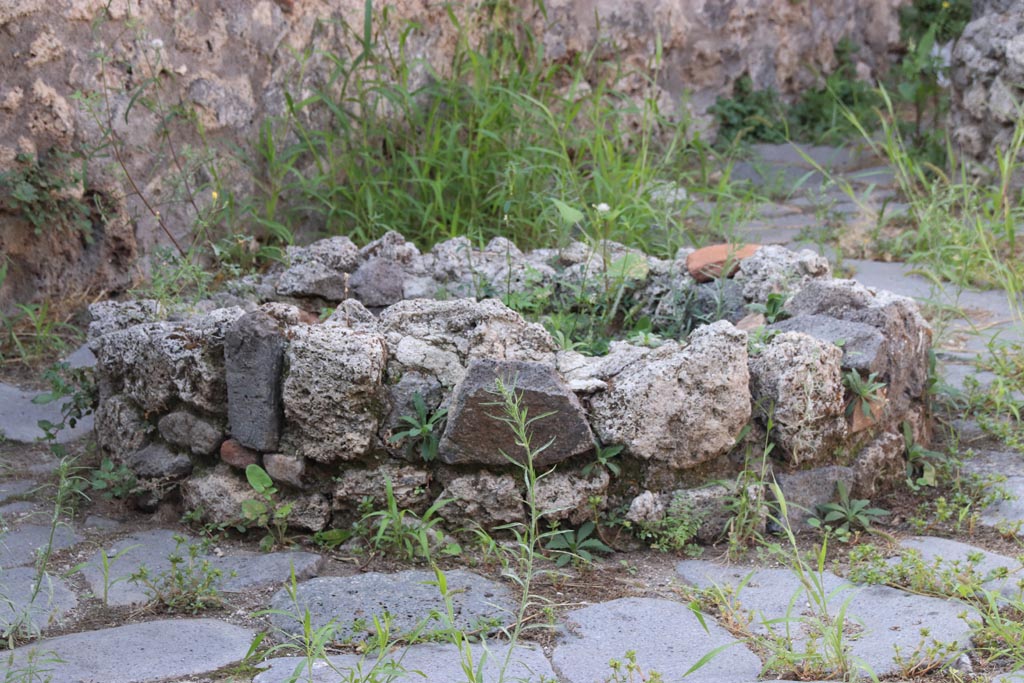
898, 536, 1024, 601
0, 382, 94, 444
268, 570, 515, 642
254, 641, 554, 683
0, 567, 77, 634
0, 501, 39, 518
677, 560, 976, 679
960, 449, 1024, 530
3, 618, 254, 683
551, 597, 761, 683
79, 529, 324, 606
0, 479, 37, 503
1, 523, 82, 568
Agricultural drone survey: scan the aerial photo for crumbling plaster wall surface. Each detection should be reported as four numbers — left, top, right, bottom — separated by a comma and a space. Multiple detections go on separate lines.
0, 0, 905, 310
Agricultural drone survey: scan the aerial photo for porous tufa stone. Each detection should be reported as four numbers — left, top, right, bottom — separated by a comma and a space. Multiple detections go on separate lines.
587, 321, 751, 469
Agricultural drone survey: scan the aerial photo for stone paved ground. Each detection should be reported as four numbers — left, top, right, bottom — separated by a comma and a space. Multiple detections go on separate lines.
2, 143, 1024, 682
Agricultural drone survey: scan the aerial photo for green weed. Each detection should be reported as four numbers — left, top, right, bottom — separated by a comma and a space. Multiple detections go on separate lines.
88, 458, 137, 501
841, 370, 887, 419
544, 521, 612, 567
606, 650, 664, 682
0, 152, 94, 240
246, 1, 693, 257
129, 535, 224, 614
807, 481, 888, 542
631, 491, 704, 555
360, 477, 451, 562
240, 464, 294, 552
388, 393, 448, 462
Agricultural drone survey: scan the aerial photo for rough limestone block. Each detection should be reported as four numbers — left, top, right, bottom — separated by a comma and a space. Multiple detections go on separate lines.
587, 321, 751, 469
749, 331, 847, 464
94, 394, 151, 459
281, 324, 388, 463
438, 358, 594, 468
785, 279, 931, 414
92, 307, 245, 414
437, 471, 525, 527
225, 310, 285, 452
379, 298, 557, 389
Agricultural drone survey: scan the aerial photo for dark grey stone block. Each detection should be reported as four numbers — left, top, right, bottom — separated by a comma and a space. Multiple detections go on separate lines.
770, 313, 885, 374
225, 310, 285, 451
438, 358, 594, 468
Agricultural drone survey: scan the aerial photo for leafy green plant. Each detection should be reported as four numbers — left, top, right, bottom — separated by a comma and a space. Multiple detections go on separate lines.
249, 567, 407, 682
359, 477, 451, 562
240, 464, 293, 552
582, 443, 624, 477
1, 302, 83, 366
689, 486, 864, 680
133, 247, 214, 306
129, 535, 224, 614
722, 423, 773, 558
899, 0, 971, 46
709, 75, 788, 146
902, 421, 947, 490
0, 151, 94, 239
89, 458, 137, 501
786, 38, 881, 145
606, 650, 664, 683
484, 377, 571, 680
632, 492, 704, 555
807, 481, 888, 542
388, 393, 448, 462
544, 521, 613, 567
841, 370, 886, 418
3, 648, 60, 683
746, 292, 789, 324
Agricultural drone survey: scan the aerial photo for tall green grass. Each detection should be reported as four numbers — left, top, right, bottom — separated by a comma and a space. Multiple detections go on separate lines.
239, 0, 701, 258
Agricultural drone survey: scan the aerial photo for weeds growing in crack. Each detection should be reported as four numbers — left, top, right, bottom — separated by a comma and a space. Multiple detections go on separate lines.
687, 484, 878, 682
250, 567, 410, 683
480, 377, 562, 682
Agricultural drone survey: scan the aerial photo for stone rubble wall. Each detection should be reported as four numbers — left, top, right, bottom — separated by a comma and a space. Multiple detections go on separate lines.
951, 2, 1024, 181
0, 0, 906, 311
87, 234, 932, 538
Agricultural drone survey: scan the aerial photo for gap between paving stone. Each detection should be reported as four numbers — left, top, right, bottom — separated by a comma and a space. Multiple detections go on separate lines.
3, 618, 253, 683
551, 597, 761, 683
677, 560, 976, 679
267, 570, 515, 643
77, 528, 324, 607
254, 642, 554, 683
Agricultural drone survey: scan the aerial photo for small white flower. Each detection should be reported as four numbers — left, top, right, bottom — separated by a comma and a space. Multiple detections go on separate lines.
151, 38, 164, 50
595, 202, 611, 214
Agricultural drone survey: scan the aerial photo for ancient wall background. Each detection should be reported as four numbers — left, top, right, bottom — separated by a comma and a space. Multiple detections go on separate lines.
0, 0, 906, 311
